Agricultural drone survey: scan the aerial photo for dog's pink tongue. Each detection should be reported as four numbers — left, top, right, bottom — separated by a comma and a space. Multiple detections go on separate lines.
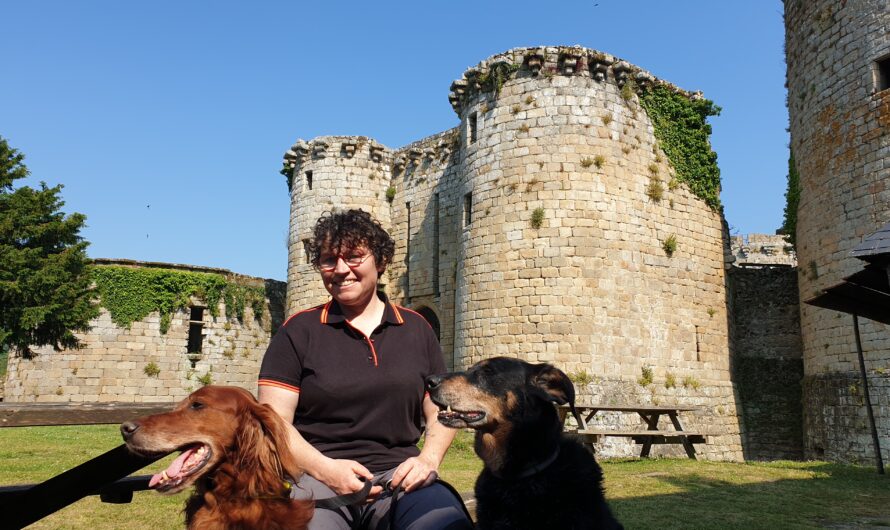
149, 448, 196, 488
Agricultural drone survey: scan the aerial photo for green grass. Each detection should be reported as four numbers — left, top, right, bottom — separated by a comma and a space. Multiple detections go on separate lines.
0, 348, 7, 378
2, 426, 889, 529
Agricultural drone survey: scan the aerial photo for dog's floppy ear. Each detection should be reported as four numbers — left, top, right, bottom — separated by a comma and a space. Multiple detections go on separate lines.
529, 363, 576, 406
234, 394, 303, 495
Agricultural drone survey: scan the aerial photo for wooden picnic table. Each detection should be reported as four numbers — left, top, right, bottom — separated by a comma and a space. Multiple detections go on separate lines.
559, 403, 706, 459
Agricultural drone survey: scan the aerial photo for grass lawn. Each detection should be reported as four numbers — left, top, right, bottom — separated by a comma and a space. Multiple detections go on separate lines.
1, 425, 889, 529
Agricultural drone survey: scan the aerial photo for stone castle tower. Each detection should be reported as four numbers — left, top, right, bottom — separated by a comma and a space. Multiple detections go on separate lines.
283, 46, 744, 460
786, 1, 890, 462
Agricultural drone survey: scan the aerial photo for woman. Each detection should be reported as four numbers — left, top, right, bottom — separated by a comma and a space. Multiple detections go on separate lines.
258, 209, 471, 529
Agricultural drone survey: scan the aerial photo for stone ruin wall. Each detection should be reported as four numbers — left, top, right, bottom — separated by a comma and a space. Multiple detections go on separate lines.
786, 0, 890, 463
4, 260, 286, 402
727, 260, 803, 461
284, 46, 744, 460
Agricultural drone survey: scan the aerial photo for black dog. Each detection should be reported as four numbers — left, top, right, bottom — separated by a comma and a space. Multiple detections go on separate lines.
427, 356, 622, 530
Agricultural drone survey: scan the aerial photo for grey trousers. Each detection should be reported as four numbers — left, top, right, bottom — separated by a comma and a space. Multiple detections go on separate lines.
292, 467, 473, 530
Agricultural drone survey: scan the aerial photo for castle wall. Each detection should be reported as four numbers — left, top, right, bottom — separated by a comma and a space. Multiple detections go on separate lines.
728, 264, 803, 460
786, 0, 890, 463
387, 129, 462, 369
5, 262, 286, 402
282, 46, 754, 460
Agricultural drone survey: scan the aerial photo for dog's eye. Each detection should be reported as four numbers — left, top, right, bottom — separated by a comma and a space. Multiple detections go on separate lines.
190, 401, 204, 410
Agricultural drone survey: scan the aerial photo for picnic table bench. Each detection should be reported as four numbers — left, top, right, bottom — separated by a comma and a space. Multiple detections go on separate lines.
559, 403, 706, 459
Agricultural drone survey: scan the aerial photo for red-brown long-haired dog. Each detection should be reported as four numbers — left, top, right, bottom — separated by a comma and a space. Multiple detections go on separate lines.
121, 386, 312, 529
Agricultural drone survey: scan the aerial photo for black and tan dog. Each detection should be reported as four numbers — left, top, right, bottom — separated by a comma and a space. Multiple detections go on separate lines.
427, 356, 622, 530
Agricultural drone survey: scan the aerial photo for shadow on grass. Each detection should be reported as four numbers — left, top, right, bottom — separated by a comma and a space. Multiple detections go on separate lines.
606, 461, 890, 530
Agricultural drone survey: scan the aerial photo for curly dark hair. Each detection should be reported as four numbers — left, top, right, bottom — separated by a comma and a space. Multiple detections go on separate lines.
309, 209, 395, 271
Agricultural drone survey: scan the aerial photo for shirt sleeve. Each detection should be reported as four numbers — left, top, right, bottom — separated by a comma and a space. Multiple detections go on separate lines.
258, 324, 303, 393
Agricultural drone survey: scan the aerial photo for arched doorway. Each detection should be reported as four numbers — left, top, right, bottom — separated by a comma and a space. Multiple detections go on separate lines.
414, 306, 441, 342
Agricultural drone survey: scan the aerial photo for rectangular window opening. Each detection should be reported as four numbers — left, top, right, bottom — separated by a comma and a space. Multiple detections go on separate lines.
306, 170, 313, 190
877, 56, 890, 92
468, 113, 477, 144
463, 192, 473, 227
187, 307, 205, 354
302, 239, 312, 264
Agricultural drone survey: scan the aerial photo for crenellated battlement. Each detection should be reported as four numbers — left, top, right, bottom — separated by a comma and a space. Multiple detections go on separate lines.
730, 234, 797, 267
447, 45, 703, 115
281, 136, 392, 177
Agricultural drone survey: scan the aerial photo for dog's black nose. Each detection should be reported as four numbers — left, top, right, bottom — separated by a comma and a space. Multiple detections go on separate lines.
426, 374, 444, 390
120, 421, 140, 439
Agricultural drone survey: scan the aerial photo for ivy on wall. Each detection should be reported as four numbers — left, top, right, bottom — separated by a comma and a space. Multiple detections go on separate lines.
781, 150, 800, 246
91, 266, 266, 334
638, 85, 722, 210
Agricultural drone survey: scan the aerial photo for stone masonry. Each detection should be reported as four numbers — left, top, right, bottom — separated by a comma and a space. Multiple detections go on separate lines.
4, 260, 286, 402
786, 0, 890, 463
283, 46, 745, 460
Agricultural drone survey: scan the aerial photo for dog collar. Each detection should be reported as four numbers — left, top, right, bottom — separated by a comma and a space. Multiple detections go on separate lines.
496, 446, 561, 479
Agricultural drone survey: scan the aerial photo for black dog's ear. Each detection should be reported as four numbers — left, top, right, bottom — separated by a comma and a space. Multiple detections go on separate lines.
529, 363, 576, 406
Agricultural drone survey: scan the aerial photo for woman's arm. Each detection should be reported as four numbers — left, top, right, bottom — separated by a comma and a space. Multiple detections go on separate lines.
259, 385, 381, 496
389, 394, 457, 492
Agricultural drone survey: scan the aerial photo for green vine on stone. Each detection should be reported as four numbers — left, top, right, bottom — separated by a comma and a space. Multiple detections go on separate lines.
638, 85, 722, 210
91, 266, 266, 334
477, 62, 521, 96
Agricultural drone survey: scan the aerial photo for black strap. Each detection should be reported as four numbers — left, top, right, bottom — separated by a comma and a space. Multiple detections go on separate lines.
314, 478, 373, 510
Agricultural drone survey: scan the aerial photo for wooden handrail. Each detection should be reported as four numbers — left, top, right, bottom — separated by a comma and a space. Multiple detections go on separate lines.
0, 444, 162, 529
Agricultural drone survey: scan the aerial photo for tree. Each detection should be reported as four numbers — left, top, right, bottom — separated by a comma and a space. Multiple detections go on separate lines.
0, 136, 98, 358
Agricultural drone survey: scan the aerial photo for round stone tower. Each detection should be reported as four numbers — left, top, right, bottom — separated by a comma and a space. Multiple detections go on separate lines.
786, 1, 890, 462
281, 136, 393, 314
446, 47, 740, 458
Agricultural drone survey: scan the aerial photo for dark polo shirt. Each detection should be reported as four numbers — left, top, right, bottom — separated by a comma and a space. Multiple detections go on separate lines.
258, 293, 445, 473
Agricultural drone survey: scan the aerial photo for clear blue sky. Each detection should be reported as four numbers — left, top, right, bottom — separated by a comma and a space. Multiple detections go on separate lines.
2, 1, 788, 281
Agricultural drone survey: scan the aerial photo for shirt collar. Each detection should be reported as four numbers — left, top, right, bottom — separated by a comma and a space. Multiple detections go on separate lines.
320, 291, 405, 326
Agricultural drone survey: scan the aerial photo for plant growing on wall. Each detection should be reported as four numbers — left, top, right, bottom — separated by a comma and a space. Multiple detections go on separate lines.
637, 84, 722, 210
91, 266, 266, 334
647, 178, 664, 201
638, 365, 654, 386
781, 150, 800, 246
143, 362, 160, 377
197, 371, 213, 386
530, 207, 545, 229
477, 62, 521, 96
386, 186, 396, 203
663, 235, 678, 257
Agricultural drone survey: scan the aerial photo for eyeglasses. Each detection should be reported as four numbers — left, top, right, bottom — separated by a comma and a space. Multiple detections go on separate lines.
318, 253, 371, 271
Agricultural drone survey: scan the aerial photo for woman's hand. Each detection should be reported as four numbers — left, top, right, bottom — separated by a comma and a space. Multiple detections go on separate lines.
389, 454, 439, 493
317, 458, 383, 498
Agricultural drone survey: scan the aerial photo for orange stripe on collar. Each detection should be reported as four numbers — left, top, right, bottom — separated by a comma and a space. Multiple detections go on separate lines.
391, 302, 404, 324
320, 300, 332, 324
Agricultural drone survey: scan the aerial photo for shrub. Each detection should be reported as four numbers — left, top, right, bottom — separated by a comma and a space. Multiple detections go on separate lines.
663, 235, 678, 257
638, 366, 654, 386
530, 207, 545, 229
647, 178, 664, 201
143, 362, 160, 377
385, 186, 396, 202
593, 155, 605, 169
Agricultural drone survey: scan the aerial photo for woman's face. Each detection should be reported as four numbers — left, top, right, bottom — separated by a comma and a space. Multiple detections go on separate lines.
318, 244, 382, 312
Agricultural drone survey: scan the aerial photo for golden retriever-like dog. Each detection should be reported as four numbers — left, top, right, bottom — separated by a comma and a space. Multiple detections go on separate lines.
121, 386, 312, 529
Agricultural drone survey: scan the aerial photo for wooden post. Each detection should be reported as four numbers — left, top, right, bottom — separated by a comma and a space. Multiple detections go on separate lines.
853, 314, 885, 475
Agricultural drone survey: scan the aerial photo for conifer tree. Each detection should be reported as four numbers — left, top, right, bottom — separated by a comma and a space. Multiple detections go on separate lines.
0, 136, 98, 358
